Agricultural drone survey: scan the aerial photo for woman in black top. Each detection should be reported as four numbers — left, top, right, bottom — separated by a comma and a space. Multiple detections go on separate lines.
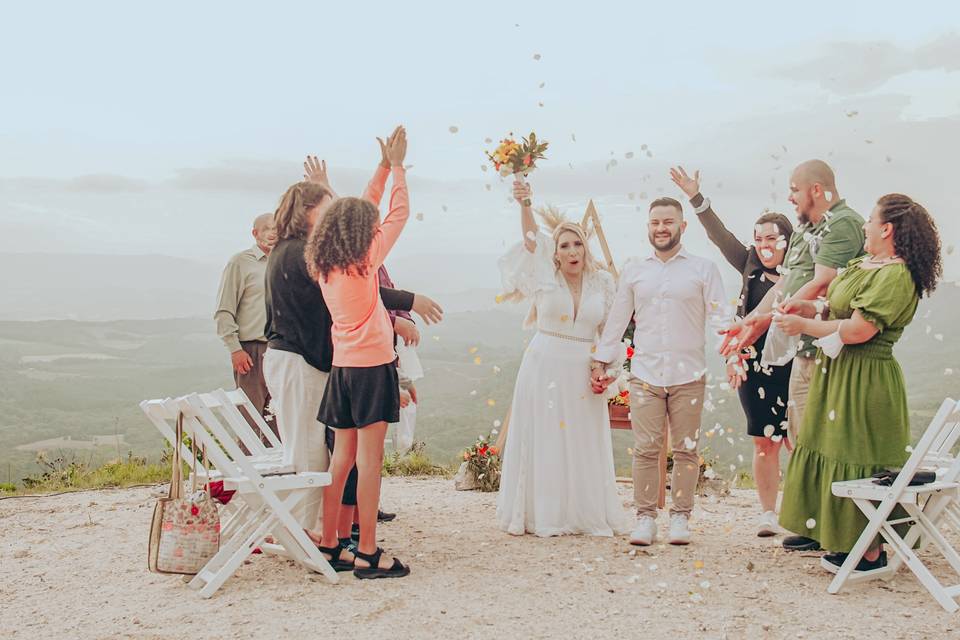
671, 167, 793, 537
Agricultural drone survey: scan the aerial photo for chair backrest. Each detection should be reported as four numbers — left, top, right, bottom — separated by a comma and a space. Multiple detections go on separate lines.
223, 388, 282, 450
140, 397, 202, 472
885, 398, 960, 498
928, 397, 960, 465
206, 388, 283, 456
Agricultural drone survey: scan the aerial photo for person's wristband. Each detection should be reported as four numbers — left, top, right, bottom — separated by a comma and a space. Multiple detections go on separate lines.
693, 196, 711, 215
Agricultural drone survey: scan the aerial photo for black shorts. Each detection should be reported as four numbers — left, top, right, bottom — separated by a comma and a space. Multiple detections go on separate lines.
318, 362, 400, 428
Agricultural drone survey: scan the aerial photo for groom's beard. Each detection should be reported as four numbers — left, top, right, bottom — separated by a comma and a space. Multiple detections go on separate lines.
648, 230, 681, 252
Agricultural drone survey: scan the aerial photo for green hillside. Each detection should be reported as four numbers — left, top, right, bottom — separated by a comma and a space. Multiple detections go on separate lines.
1, 287, 957, 485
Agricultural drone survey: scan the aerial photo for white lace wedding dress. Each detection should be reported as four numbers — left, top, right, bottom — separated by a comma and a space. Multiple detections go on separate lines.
496, 231, 631, 537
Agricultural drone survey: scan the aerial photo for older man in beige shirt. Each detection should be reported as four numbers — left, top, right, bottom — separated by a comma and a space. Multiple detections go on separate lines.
215, 213, 277, 437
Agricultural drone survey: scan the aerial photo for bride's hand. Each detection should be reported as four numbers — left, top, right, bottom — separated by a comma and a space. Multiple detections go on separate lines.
513, 180, 532, 207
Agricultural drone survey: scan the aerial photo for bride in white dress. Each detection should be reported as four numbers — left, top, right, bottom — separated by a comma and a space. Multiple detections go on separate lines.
496, 180, 630, 537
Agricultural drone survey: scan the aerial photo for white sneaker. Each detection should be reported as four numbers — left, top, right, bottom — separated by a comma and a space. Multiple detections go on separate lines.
668, 514, 691, 545
629, 516, 658, 546
757, 511, 779, 538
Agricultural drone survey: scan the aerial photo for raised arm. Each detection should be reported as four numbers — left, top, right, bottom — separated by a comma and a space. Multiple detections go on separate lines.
369, 128, 409, 268
513, 180, 539, 253
363, 126, 402, 206
670, 166, 749, 273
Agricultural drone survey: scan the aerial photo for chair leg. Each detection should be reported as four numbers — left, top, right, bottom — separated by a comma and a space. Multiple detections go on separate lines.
828, 498, 897, 594
188, 504, 269, 591
198, 514, 277, 599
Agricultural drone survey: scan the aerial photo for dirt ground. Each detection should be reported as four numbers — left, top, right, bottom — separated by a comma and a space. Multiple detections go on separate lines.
2, 478, 958, 639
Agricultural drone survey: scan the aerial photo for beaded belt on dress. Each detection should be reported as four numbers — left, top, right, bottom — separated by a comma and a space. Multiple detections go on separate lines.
537, 329, 594, 344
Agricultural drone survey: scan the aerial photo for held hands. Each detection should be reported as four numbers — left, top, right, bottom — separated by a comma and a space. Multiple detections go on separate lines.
669, 166, 701, 199
411, 293, 444, 325
231, 349, 254, 375
513, 180, 532, 207
590, 365, 614, 395
399, 384, 419, 408
394, 317, 420, 347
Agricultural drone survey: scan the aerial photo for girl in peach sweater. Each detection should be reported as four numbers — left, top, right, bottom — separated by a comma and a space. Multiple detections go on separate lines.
305, 127, 411, 579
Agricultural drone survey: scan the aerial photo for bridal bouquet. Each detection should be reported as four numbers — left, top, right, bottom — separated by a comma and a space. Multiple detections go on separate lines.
486, 132, 549, 205
486, 132, 549, 177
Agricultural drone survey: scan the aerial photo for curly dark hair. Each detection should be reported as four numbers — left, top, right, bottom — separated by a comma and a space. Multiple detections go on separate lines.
876, 193, 942, 297
304, 196, 379, 282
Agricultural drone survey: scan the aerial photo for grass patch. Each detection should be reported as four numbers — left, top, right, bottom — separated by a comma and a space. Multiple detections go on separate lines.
14, 451, 168, 494
382, 442, 453, 478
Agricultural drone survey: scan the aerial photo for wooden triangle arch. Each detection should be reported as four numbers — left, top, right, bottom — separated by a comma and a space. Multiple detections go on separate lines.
581, 200, 617, 278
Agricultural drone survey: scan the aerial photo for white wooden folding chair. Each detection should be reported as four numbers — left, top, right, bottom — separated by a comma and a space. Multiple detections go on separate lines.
140, 395, 286, 543
172, 394, 338, 597
828, 398, 960, 611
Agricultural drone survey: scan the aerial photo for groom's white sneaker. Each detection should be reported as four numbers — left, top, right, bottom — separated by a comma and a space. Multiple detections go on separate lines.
668, 514, 691, 545
629, 516, 657, 546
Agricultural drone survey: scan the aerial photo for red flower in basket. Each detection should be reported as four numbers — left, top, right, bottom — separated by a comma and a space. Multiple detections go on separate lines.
478, 445, 489, 457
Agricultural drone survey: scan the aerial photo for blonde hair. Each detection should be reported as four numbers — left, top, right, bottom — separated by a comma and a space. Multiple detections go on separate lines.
538, 205, 599, 273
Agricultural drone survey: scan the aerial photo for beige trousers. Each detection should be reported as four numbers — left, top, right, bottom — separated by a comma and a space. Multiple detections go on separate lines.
262, 348, 329, 530
786, 355, 815, 447
630, 377, 706, 518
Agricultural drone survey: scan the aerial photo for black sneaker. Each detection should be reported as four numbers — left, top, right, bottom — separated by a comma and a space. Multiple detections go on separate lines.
821, 550, 887, 574
782, 535, 821, 551
378, 509, 397, 522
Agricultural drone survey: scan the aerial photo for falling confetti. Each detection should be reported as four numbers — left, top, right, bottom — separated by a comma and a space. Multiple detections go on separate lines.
448, 126, 459, 134
533, 53, 541, 60
486, 399, 496, 407
539, 81, 545, 88
469, 347, 479, 354
474, 356, 482, 365
484, 137, 493, 144
625, 151, 634, 159
806, 518, 817, 529
829, 410, 836, 421
415, 213, 424, 221
493, 420, 502, 428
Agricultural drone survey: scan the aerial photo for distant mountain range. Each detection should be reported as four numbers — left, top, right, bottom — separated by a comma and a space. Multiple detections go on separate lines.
0, 251, 507, 321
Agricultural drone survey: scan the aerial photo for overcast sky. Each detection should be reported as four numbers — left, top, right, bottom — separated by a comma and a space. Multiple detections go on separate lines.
2, 1, 959, 287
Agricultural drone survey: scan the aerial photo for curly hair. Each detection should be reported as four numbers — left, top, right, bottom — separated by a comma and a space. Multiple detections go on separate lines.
304, 196, 379, 282
876, 193, 942, 297
274, 181, 332, 240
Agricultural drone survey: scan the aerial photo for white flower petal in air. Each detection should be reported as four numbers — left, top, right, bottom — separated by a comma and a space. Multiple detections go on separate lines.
448, 126, 459, 134
806, 518, 816, 529
829, 410, 836, 421
763, 425, 776, 437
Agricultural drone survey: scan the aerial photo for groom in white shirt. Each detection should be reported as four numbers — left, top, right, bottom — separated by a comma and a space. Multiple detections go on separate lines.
591, 197, 728, 546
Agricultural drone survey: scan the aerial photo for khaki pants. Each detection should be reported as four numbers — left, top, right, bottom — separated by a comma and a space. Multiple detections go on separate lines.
786, 356, 815, 447
262, 348, 330, 529
234, 340, 278, 444
630, 377, 706, 518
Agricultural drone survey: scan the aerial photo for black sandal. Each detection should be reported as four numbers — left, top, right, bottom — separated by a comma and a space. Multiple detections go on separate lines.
353, 547, 410, 580
317, 544, 355, 572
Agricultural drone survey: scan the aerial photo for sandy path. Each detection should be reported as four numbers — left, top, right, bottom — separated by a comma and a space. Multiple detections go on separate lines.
2, 478, 957, 639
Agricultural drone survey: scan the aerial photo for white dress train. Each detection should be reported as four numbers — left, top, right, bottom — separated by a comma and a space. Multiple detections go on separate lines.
496, 231, 631, 537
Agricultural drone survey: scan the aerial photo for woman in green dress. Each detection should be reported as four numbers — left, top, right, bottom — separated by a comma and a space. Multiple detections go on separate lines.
773, 193, 942, 571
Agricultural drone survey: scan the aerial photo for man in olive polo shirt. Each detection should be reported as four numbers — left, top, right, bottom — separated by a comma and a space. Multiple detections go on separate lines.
720, 159, 864, 551
214, 212, 278, 438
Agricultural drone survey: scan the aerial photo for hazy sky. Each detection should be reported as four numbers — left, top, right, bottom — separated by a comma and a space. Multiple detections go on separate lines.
2, 2, 959, 287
